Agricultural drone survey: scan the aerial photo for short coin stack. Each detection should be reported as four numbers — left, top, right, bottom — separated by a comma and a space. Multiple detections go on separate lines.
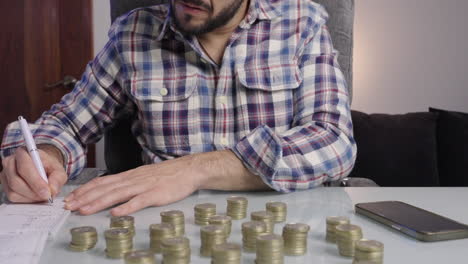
209, 215, 232, 236
104, 228, 134, 259
200, 225, 228, 257
194, 203, 217, 225
69, 226, 98, 251
161, 237, 191, 264
282, 223, 310, 256
124, 249, 157, 264
266, 202, 287, 223
149, 223, 176, 253
242, 221, 267, 252
161, 210, 185, 236
326, 216, 350, 243
251, 211, 275, 233
256, 234, 284, 264
211, 242, 242, 264
226, 196, 248, 220
353, 239, 384, 264
335, 224, 363, 257
110, 216, 135, 237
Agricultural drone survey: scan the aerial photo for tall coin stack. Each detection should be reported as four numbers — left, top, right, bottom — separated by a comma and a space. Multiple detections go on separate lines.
209, 215, 232, 236
282, 223, 310, 256
194, 203, 217, 225
69, 226, 98, 251
104, 228, 134, 259
226, 196, 248, 220
255, 234, 284, 264
335, 224, 363, 257
161, 237, 191, 264
161, 210, 185, 236
200, 225, 228, 257
149, 223, 176, 253
353, 239, 384, 264
251, 211, 275, 233
242, 221, 267, 252
266, 202, 287, 223
110, 216, 136, 237
326, 216, 350, 243
211, 242, 242, 264
124, 250, 157, 264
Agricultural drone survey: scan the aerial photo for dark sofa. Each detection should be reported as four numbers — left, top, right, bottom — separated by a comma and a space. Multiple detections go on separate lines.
349, 108, 468, 187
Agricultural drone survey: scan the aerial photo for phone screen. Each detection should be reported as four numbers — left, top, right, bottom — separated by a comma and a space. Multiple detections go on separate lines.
356, 201, 468, 233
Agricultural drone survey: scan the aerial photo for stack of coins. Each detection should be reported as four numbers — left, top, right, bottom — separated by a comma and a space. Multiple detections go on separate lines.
124, 250, 157, 264
353, 239, 384, 264
110, 216, 136, 237
161, 237, 191, 264
266, 202, 287, 223
242, 221, 267, 252
251, 211, 275, 233
200, 225, 228, 257
209, 215, 232, 236
282, 223, 310, 256
226, 196, 248, 220
104, 228, 134, 259
149, 223, 176, 253
326, 216, 350, 243
335, 224, 363, 257
69, 226, 98, 251
194, 203, 217, 225
256, 234, 284, 264
211, 242, 242, 264
161, 210, 185, 236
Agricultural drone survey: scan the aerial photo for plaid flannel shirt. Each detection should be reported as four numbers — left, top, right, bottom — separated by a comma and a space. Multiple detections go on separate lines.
1, 0, 356, 192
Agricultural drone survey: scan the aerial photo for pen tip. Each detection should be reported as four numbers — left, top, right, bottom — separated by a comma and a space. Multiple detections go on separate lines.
48, 197, 54, 204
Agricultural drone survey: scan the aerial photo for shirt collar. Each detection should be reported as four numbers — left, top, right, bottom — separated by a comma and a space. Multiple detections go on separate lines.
156, 0, 282, 39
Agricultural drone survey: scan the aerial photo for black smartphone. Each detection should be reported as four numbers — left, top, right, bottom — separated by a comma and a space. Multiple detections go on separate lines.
355, 201, 468, 242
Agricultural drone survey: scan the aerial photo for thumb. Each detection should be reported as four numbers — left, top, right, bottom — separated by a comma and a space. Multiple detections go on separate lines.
40, 150, 68, 197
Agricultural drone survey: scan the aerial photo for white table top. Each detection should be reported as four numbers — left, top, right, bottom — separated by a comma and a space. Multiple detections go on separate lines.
34, 186, 468, 264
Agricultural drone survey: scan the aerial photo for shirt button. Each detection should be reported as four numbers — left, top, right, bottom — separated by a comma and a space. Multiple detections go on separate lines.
160, 88, 168, 96
220, 137, 229, 145
218, 96, 228, 105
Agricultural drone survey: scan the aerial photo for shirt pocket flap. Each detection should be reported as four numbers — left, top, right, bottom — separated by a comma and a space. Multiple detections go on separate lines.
236, 63, 302, 91
130, 73, 197, 102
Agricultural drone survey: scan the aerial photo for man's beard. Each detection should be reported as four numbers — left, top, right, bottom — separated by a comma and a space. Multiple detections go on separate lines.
172, 0, 245, 36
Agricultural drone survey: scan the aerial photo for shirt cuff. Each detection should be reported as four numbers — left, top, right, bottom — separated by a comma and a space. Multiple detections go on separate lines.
232, 124, 288, 192
0, 121, 85, 179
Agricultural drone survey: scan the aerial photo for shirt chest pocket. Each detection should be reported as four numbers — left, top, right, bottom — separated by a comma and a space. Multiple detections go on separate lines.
129, 73, 198, 150
235, 63, 303, 131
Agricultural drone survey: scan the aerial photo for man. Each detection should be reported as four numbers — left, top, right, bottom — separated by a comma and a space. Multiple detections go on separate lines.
0, 0, 356, 216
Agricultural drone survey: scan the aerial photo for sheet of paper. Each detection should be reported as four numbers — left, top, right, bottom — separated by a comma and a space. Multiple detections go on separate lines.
0, 198, 70, 237
0, 231, 48, 264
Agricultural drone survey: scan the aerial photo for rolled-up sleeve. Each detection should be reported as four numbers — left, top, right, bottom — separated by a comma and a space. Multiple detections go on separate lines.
233, 24, 357, 192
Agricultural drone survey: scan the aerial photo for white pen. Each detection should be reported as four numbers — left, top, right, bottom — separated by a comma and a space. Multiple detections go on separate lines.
18, 116, 53, 204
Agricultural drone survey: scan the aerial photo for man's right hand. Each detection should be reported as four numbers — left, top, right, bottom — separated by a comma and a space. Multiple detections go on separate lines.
0, 145, 67, 203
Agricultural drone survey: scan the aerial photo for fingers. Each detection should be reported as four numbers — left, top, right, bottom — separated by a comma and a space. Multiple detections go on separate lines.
65, 177, 131, 211
4, 155, 44, 201
1, 175, 42, 203
15, 148, 51, 199
65, 174, 123, 202
111, 192, 155, 216
74, 179, 151, 215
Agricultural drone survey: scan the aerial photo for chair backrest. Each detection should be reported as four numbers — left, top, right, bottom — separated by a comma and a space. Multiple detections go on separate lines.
105, 0, 354, 173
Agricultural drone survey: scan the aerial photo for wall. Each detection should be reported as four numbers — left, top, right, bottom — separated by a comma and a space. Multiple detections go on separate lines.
93, 0, 110, 169
353, 0, 468, 114
92, 0, 468, 167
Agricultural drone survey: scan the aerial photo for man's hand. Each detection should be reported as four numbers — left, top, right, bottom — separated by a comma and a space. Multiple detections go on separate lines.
65, 150, 269, 216
0, 145, 67, 203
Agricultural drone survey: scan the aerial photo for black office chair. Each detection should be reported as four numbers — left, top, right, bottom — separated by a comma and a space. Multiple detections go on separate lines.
105, 0, 355, 174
